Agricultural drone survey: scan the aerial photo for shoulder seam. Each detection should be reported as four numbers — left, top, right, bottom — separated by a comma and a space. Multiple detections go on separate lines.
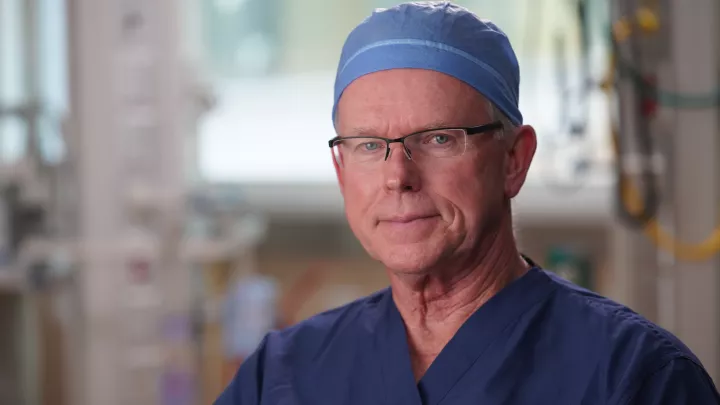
615, 354, 701, 405
564, 286, 685, 355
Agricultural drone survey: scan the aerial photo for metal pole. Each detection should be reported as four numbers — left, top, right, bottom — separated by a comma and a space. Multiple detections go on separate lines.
663, 0, 720, 381
67, 0, 195, 403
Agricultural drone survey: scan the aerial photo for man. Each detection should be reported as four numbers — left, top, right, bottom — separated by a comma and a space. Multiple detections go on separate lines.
216, 2, 720, 404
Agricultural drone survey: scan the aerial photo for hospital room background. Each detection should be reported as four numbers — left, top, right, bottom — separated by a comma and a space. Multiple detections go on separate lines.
1, 0, 719, 403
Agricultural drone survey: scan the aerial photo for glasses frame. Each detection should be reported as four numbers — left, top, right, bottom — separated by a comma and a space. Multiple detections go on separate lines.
328, 121, 504, 163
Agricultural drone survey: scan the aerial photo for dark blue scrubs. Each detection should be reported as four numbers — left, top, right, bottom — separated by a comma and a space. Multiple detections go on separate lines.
215, 265, 720, 404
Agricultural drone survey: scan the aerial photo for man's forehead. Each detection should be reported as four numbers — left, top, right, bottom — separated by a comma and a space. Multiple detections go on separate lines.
345, 69, 481, 95
336, 69, 490, 135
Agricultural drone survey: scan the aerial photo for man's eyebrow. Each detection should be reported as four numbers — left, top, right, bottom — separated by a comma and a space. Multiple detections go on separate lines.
342, 126, 382, 137
412, 120, 458, 132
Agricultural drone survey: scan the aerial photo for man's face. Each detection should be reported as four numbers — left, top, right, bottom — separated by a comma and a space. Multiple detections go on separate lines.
334, 69, 535, 274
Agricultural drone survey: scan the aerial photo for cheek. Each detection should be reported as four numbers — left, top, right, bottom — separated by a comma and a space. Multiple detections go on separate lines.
434, 158, 505, 224
340, 171, 378, 224
340, 172, 385, 259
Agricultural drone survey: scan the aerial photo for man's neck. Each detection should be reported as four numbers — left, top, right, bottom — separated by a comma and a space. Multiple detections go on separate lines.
388, 224, 529, 380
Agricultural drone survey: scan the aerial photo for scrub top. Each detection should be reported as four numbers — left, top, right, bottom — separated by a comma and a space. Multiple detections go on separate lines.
215, 265, 720, 405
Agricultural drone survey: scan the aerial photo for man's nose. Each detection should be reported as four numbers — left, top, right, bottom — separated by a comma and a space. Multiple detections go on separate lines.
383, 143, 421, 192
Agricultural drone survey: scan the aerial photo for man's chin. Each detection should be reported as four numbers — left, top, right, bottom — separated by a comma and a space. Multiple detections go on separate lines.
377, 244, 444, 274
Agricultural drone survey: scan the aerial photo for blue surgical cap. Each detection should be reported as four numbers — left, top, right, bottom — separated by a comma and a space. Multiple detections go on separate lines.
332, 1, 522, 126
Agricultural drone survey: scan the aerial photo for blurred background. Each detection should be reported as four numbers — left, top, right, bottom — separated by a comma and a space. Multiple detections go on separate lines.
0, 0, 719, 404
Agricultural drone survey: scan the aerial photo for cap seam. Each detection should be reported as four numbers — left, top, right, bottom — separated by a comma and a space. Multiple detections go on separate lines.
338, 38, 517, 105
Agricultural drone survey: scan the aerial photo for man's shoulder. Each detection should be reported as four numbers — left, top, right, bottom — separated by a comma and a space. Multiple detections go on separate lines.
214, 289, 391, 405
265, 288, 389, 357
548, 271, 695, 358
544, 271, 708, 398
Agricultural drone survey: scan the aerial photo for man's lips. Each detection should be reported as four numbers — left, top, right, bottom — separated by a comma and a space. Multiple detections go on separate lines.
379, 213, 439, 223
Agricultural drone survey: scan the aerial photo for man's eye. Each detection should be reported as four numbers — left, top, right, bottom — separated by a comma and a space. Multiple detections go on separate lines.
361, 142, 383, 151
433, 134, 450, 144
420, 131, 459, 146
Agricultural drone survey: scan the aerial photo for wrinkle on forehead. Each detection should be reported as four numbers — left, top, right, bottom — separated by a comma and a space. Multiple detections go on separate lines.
341, 119, 462, 138
336, 69, 491, 138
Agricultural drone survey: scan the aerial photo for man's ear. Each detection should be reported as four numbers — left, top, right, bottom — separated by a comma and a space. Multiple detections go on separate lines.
332, 150, 345, 196
504, 124, 536, 199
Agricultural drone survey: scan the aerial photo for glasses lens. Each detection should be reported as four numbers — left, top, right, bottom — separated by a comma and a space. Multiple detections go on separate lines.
405, 129, 467, 159
333, 138, 387, 166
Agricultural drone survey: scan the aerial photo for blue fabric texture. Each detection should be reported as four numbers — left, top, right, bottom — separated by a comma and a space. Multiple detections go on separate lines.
332, 2, 523, 125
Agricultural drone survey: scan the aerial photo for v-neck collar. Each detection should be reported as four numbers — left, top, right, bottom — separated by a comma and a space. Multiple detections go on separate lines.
376, 266, 557, 405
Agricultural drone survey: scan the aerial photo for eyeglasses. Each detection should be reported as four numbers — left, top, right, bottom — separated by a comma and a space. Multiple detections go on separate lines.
328, 121, 503, 167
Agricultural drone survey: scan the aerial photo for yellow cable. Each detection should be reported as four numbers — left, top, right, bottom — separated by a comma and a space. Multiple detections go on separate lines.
605, 14, 720, 261
611, 131, 720, 261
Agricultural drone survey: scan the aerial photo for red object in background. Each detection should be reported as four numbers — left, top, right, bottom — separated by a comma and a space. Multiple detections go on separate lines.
641, 98, 658, 117
128, 259, 151, 284
640, 76, 659, 117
